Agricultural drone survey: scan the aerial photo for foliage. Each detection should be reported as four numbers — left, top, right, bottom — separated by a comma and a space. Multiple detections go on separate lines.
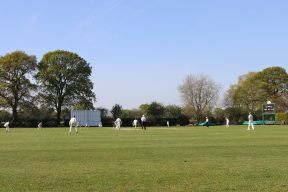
37, 107, 56, 119
223, 85, 237, 108
274, 93, 288, 112
139, 102, 166, 120
275, 113, 288, 123
120, 109, 142, 118
225, 66, 288, 121
18, 99, 41, 120
164, 105, 183, 118
96, 107, 109, 118
223, 107, 243, 124
146, 101, 165, 119
0, 51, 37, 124
110, 104, 122, 118
139, 104, 149, 115
232, 72, 266, 112
35, 50, 95, 126
255, 66, 288, 100
73, 98, 95, 110
0, 110, 11, 122
182, 105, 197, 124
213, 108, 225, 125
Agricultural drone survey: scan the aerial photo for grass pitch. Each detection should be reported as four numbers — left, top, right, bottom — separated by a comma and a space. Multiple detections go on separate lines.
1, 125, 288, 192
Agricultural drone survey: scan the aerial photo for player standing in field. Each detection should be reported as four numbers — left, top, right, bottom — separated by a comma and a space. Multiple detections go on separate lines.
205, 117, 209, 128
38, 122, 42, 130
132, 119, 138, 128
114, 118, 122, 130
247, 112, 255, 131
4, 121, 9, 132
69, 116, 78, 134
225, 117, 229, 127
141, 115, 147, 130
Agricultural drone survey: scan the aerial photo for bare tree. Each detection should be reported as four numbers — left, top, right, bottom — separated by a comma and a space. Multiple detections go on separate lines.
178, 74, 220, 124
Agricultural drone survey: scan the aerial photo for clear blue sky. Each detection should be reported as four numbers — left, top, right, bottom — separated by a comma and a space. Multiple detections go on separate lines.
1, 0, 288, 109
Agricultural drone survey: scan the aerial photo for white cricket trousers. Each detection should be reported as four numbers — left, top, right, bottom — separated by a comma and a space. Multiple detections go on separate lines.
115, 123, 121, 130
226, 121, 229, 127
248, 121, 254, 130
69, 125, 78, 133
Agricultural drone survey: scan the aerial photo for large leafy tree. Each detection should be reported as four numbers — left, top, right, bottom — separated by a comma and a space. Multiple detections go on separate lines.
233, 72, 266, 112
255, 67, 288, 100
226, 67, 288, 114
35, 50, 96, 126
147, 101, 165, 119
73, 98, 95, 110
178, 74, 220, 124
96, 107, 109, 118
213, 108, 225, 124
164, 105, 183, 118
139, 102, 165, 119
0, 51, 37, 124
139, 104, 149, 115
121, 109, 142, 118
255, 67, 288, 112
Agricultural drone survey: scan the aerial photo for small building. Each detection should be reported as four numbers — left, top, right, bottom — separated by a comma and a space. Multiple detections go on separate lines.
70, 110, 101, 127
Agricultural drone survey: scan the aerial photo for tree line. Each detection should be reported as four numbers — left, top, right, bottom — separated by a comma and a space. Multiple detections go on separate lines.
1, 50, 287, 127
100, 67, 288, 126
178, 67, 287, 124
222, 66, 288, 124
0, 50, 95, 126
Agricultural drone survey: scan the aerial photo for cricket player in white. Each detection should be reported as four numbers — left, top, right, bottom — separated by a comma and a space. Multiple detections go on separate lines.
132, 119, 138, 128
225, 117, 229, 127
38, 122, 42, 130
141, 115, 147, 130
167, 120, 170, 127
4, 122, 9, 132
115, 118, 122, 130
205, 117, 209, 127
69, 116, 78, 134
247, 113, 255, 130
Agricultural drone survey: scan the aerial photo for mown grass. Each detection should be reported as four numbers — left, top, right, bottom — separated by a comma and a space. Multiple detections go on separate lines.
0, 125, 288, 192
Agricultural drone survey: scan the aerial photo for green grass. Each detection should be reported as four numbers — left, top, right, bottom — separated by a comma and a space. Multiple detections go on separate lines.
1, 125, 288, 192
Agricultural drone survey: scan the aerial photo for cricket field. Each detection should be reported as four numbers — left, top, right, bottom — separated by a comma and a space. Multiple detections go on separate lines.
0, 125, 288, 192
